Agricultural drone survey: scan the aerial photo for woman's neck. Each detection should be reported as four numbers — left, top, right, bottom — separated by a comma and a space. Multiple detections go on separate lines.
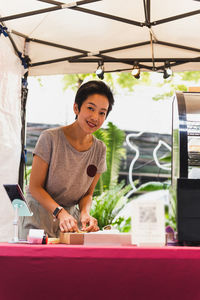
62, 122, 93, 151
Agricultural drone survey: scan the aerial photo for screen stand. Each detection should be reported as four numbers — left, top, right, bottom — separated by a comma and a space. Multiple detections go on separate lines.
10, 199, 33, 243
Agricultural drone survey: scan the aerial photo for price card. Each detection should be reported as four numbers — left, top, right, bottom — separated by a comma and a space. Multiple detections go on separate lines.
131, 197, 165, 246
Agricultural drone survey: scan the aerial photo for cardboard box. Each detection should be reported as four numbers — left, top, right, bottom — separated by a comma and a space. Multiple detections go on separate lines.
59, 232, 84, 245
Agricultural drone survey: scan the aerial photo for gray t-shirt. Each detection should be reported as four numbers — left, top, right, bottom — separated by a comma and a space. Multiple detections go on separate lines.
19, 126, 107, 238
33, 126, 107, 207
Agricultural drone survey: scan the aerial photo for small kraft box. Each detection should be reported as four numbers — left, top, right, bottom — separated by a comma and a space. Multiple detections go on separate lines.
59, 232, 84, 245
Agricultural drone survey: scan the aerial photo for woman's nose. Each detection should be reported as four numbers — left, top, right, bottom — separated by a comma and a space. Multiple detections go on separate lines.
91, 111, 98, 121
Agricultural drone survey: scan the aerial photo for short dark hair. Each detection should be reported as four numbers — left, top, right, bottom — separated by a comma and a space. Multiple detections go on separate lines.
74, 80, 114, 118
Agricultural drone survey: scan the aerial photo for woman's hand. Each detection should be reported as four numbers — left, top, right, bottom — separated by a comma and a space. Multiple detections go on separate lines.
58, 209, 79, 232
80, 212, 99, 232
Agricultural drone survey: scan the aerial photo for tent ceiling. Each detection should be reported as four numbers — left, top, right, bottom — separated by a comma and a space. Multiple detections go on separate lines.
0, 0, 200, 76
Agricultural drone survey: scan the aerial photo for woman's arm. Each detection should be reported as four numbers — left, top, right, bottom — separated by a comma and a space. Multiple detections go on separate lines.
79, 173, 101, 232
30, 155, 58, 212
29, 155, 79, 232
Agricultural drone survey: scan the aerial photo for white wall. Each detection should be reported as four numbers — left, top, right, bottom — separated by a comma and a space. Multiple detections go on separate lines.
0, 36, 23, 241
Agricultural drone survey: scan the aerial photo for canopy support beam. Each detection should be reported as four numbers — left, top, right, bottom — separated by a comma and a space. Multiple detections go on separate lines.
11, 30, 88, 54
67, 57, 200, 63
151, 9, 200, 26
0, 0, 102, 22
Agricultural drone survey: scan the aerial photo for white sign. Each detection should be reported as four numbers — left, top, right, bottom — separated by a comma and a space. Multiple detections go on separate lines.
131, 198, 165, 246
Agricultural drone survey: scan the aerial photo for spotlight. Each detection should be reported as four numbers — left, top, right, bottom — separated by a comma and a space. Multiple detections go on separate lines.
163, 62, 172, 79
131, 63, 140, 79
96, 62, 104, 80
163, 69, 170, 79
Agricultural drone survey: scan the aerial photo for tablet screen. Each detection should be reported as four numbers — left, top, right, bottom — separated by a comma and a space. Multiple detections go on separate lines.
3, 184, 26, 202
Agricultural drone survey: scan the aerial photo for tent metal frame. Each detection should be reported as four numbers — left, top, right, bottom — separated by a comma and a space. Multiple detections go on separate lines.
1, 0, 200, 72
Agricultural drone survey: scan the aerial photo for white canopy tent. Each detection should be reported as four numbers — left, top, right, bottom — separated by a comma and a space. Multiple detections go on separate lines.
0, 0, 200, 241
0, 0, 200, 75
0, 37, 23, 241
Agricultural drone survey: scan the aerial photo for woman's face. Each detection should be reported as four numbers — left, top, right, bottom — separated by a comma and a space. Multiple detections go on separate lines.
74, 93, 109, 134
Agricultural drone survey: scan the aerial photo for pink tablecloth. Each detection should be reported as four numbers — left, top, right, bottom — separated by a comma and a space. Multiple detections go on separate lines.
0, 243, 200, 300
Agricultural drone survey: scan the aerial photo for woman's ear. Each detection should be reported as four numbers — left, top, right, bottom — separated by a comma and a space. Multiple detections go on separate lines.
73, 103, 79, 116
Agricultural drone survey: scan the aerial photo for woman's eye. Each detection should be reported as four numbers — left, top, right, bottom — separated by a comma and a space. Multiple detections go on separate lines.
88, 106, 94, 111
100, 112, 106, 116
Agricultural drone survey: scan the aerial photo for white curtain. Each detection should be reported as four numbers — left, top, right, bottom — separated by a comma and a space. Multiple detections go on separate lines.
0, 36, 23, 241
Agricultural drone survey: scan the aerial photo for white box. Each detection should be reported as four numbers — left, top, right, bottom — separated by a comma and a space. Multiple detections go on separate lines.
84, 231, 132, 246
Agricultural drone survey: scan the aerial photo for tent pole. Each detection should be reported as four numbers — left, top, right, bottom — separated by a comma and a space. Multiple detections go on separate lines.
18, 72, 29, 191
156, 41, 200, 54
0, 0, 102, 23
67, 57, 200, 63
11, 30, 88, 54
151, 10, 200, 26
0, 22, 29, 191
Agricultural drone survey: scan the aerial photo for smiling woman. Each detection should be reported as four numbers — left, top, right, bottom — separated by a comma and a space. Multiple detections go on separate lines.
74, 94, 109, 134
19, 80, 115, 240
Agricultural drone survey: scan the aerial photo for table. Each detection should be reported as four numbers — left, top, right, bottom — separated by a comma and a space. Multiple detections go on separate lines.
1, 243, 200, 300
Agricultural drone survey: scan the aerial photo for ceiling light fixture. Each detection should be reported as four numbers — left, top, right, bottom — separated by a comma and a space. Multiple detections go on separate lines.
163, 62, 173, 79
96, 62, 104, 80
131, 62, 140, 79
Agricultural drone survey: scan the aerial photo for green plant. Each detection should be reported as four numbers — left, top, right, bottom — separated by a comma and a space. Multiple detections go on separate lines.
111, 180, 172, 232
92, 119, 173, 230
93, 122, 126, 195
24, 166, 32, 190
136, 180, 170, 193
90, 181, 131, 229
167, 185, 177, 231
90, 122, 130, 229
112, 216, 131, 232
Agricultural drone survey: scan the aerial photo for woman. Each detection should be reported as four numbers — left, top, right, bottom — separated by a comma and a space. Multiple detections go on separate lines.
19, 80, 114, 239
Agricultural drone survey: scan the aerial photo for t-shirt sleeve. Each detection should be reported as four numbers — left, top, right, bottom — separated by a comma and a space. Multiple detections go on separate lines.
33, 131, 52, 164
97, 142, 107, 174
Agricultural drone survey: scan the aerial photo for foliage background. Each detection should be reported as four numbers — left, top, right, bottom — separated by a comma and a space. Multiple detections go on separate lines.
62, 71, 200, 100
